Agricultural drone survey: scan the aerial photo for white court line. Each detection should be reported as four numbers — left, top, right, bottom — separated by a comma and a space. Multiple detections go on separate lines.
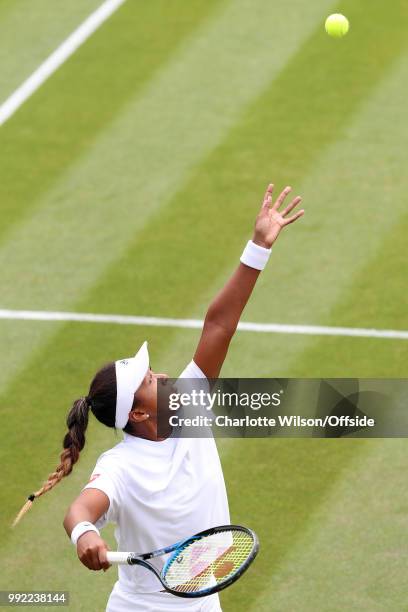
0, 0, 126, 126
0, 309, 407, 340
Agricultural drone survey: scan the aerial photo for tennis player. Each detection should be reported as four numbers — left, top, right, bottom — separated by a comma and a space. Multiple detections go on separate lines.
13, 184, 304, 611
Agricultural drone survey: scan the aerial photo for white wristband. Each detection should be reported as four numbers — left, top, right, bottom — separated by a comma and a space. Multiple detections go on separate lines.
71, 521, 100, 546
240, 240, 271, 270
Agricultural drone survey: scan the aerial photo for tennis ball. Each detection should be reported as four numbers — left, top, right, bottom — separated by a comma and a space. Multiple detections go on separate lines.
325, 14, 349, 38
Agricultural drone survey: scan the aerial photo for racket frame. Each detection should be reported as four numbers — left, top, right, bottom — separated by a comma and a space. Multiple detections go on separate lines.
106, 524, 259, 598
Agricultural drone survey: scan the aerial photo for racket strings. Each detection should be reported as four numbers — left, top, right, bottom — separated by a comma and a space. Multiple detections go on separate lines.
164, 530, 254, 593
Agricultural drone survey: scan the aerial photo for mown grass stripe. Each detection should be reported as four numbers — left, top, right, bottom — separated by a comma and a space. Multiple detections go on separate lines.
197, 81, 408, 376
0, 0, 126, 126
114, 3, 408, 378
282, 207, 408, 377
248, 440, 408, 611
1, 309, 408, 340
0, 0, 224, 241
0, 0, 335, 393
218, 439, 372, 610
0, 0, 102, 99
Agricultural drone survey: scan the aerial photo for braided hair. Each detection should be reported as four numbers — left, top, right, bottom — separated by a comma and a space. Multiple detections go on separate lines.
12, 361, 123, 527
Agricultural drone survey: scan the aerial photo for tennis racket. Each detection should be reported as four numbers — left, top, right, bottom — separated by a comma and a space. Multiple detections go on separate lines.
106, 524, 258, 598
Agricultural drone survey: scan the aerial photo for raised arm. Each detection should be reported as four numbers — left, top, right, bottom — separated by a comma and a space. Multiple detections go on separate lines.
193, 183, 304, 378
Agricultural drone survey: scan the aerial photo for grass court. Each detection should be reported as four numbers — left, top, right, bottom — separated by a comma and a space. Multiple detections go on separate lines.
1, 1, 407, 609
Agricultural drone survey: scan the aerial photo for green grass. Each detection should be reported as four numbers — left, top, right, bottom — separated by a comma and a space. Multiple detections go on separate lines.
0, 0, 223, 240
0, 0, 407, 610
0, 0, 102, 97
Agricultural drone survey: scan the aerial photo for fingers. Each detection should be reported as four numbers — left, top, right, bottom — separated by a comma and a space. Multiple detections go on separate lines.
281, 196, 302, 217
283, 209, 305, 225
79, 546, 100, 570
264, 183, 274, 200
90, 547, 103, 570
261, 183, 274, 211
98, 545, 111, 572
272, 186, 292, 210
260, 184, 304, 224
79, 540, 111, 571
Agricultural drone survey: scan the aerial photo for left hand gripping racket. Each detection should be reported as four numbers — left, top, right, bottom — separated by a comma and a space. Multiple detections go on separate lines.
106, 524, 259, 598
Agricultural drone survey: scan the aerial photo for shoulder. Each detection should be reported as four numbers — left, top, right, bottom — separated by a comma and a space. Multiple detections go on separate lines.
178, 359, 207, 380
94, 442, 127, 473
84, 443, 127, 496
176, 360, 210, 396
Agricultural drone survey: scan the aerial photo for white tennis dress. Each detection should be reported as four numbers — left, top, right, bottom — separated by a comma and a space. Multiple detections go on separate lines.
82, 360, 230, 611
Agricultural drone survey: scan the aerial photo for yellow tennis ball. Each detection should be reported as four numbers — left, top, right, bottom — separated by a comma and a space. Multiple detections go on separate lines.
325, 14, 349, 38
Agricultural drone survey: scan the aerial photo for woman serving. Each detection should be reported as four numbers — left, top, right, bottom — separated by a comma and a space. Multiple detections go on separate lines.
13, 184, 304, 611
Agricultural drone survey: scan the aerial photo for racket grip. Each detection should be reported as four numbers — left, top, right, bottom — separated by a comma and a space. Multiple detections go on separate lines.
106, 551, 132, 564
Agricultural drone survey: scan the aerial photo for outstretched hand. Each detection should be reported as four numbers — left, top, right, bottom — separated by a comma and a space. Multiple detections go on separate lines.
252, 183, 304, 249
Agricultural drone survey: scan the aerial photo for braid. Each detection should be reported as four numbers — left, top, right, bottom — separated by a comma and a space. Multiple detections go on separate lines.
12, 397, 90, 528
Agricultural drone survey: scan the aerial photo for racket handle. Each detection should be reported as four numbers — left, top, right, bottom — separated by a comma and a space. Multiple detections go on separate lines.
106, 551, 132, 564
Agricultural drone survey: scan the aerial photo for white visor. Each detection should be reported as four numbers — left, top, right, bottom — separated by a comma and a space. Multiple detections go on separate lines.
115, 341, 149, 429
